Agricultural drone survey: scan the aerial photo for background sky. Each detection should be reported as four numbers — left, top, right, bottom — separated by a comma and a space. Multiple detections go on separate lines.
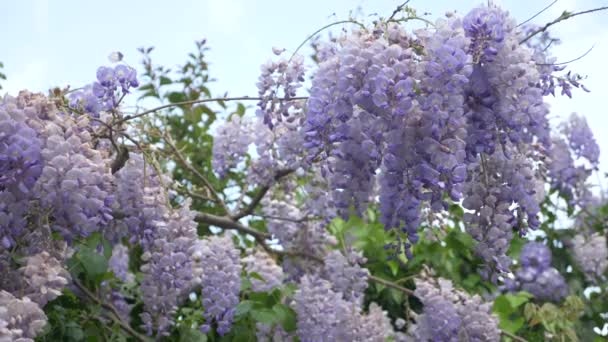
1, 0, 607, 183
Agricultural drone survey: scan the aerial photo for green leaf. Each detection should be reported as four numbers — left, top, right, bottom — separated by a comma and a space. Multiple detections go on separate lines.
272, 303, 297, 332
500, 316, 525, 334
235, 300, 254, 318
179, 327, 208, 342
506, 292, 532, 308
138, 83, 155, 91
250, 271, 266, 282
236, 103, 246, 116
251, 308, 277, 324
387, 260, 399, 277
168, 91, 187, 103
77, 247, 108, 282
159, 76, 173, 85
493, 295, 513, 315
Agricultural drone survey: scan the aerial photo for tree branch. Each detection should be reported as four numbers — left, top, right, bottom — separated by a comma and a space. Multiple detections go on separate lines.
194, 211, 271, 241
501, 330, 529, 342
232, 168, 295, 220
516, 0, 558, 28
387, 1, 411, 21
368, 275, 415, 296
164, 134, 231, 215
73, 280, 149, 342
520, 6, 608, 44
117, 96, 308, 124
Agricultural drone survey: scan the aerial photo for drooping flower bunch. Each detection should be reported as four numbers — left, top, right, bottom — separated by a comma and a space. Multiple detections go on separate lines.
0, 68, 201, 339
548, 113, 600, 206
571, 233, 608, 283
242, 249, 284, 292
292, 274, 395, 342
233, 5, 562, 273
212, 51, 307, 186
192, 234, 242, 336
0, 290, 48, 341
321, 249, 369, 304
410, 275, 501, 341
140, 204, 198, 336
69, 64, 139, 117
501, 242, 569, 302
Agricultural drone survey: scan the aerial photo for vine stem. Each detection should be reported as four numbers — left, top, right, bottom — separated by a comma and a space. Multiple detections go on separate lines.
368, 274, 415, 295
501, 329, 529, 342
288, 20, 366, 64
519, 6, 608, 44
117, 95, 308, 124
73, 280, 149, 342
164, 133, 231, 215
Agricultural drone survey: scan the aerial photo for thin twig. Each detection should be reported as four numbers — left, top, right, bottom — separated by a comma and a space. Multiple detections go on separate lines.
73, 280, 148, 342
368, 275, 415, 296
232, 168, 294, 220
194, 211, 271, 241
174, 186, 216, 203
117, 96, 308, 124
520, 6, 608, 44
517, 0, 558, 28
288, 20, 366, 64
197, 211, 418, 298
253, 213, 316, 223
536, 44, 595, 66
500, 329, 529, 342
165, 134, 231, 215
387, 1, 411, 22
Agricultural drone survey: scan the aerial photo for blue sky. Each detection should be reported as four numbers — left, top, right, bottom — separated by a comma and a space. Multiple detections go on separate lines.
2, 0, 608, 177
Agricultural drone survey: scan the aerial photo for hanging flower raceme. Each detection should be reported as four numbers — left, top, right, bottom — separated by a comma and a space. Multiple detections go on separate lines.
0, 290, 48, 341
548, 113, 600, 206
193, 234, 242, 336
410, 276, 501, 341
501, 242, 569, 302
571, 233, 608, 284
69, 64, 138, 117
140, 203, 198, 336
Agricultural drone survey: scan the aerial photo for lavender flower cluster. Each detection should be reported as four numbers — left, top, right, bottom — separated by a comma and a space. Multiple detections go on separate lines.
322, 250, 369, 304
501, 242, 569, 302
0, 290, 48, 341
548, 113, 600, 206
296, 4, 560, 266
411, 276, 501, 341
256, 52, 306, 129
69, 65, 139, 117
193, 234, 242, 336
463, 145, 543, 278
571, 233, 608, 283
242, 249, 284, 292
212, 52, 307, 186
292, 274, 395, 342
112, 153, 170, 247
140, 204, 198, 336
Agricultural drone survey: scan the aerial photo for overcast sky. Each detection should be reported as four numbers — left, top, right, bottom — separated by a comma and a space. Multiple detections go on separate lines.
1, 0, 607, 179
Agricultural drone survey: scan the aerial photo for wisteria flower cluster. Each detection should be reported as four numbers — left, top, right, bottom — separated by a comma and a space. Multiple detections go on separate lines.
69, 64, 139, 117
410, 276, 501, 341
501, 242, 569, 302
571, 233, 608, 283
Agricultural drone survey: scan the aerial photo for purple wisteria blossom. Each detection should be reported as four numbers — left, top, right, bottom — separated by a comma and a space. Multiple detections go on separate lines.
501, 242, 568, 302
193, 234, 242, 336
